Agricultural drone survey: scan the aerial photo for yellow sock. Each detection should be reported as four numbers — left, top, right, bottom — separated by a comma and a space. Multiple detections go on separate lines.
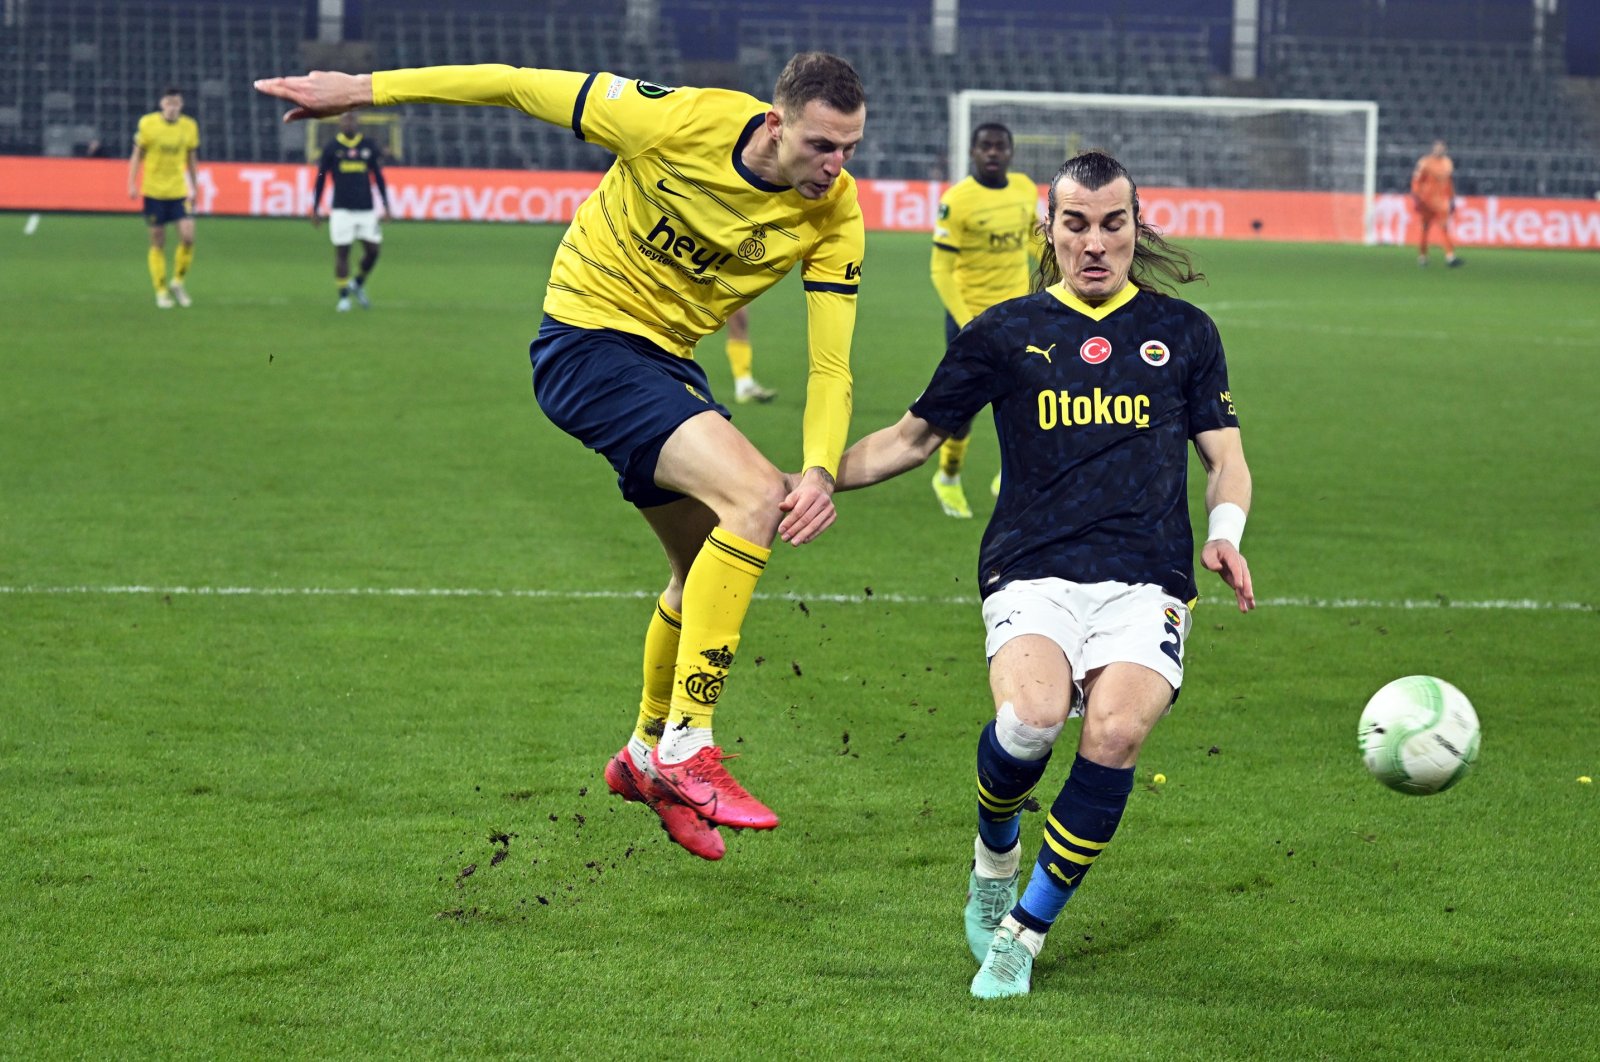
939, 435, 970, 477
634, 595, 681, 748
174, 242, 193, 281
667, 527, 771, 731
147, 247, 167, 293
726, 338, 754, 381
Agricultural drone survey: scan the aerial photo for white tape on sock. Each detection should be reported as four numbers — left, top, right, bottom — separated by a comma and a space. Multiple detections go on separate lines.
995, 702, 1062, 761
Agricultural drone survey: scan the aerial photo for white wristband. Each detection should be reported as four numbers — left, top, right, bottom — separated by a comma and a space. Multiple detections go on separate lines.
1206, 502, 1246, 550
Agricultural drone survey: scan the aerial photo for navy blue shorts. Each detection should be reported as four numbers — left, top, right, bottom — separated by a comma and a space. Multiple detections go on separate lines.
142, 196, 188, 226
530, 316, 731, 508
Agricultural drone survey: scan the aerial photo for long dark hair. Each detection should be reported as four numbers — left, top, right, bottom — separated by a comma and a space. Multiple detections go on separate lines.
1033, 150, 1204, 295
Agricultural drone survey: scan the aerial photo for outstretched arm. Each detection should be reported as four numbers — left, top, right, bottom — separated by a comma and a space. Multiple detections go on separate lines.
256, 65, 591, 128
255, 71, 373, 121
778, 412, 946, 546
1194, 426, 1255, 612
836, 411, 948, 491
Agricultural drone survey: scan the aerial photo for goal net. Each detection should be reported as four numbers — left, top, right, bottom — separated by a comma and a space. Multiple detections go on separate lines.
950, 91, 1379, 244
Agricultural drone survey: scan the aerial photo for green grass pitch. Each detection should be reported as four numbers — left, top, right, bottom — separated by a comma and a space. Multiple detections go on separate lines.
3, 213, 1598, 1057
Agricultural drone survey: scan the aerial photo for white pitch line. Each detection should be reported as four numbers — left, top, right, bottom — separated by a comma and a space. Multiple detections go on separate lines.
45, 292, 534, 312
0, 585, 1592, 612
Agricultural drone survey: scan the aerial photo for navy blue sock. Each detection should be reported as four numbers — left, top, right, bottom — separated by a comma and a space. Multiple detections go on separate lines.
975, 720, 1051, 854
1012, 754, 1135, 933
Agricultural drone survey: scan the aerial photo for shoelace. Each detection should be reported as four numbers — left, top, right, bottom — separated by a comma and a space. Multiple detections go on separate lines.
984, 932, 1031, 983
684, 748, 753, 797
974, 876, 1015, 922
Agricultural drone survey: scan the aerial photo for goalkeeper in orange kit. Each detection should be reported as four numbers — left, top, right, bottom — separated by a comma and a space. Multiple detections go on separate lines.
1411, 139, 1462, 268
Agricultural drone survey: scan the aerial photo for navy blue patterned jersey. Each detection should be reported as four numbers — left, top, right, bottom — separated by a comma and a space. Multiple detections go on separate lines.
909, 282, 1239, 602
316, 133, 385, 211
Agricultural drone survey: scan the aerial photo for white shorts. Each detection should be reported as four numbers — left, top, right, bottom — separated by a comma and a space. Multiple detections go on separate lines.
329, 208, 382, 246
982, 578, 1193, 715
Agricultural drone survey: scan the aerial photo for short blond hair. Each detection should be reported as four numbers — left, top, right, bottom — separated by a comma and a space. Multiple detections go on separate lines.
773, 52, 864, 115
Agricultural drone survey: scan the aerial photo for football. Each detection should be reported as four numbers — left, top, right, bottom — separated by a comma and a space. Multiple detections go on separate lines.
1358, 675, 1481, 795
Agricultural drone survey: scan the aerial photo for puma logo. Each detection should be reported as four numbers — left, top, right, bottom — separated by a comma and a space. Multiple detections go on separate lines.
1047, 864, 1081, 887
1026, 344, 1056, 363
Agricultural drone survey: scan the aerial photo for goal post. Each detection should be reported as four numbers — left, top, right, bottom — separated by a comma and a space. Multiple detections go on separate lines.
950, 91, 1380, 244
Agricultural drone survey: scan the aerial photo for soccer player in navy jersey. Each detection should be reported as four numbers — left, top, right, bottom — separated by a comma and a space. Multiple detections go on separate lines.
256, 54, 865, 862
312, 111, 392, 311
833, 150, 1255, 997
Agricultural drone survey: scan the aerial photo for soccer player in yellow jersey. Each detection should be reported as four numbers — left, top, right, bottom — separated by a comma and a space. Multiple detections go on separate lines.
724, 306, 777, 404
256, 54, 866, 860
127, 86, 200, 309
929, 123, 1037, 517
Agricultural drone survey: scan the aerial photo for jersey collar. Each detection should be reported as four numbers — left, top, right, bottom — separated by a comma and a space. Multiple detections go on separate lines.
1047, 281, 1138, 321
732, 113, 789, 193
336, 132, 363, 148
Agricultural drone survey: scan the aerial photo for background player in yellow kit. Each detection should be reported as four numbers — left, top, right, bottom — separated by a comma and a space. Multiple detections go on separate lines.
929, 122, 1036, 517
256, 55, 866, 860
127, 86, 199, 308
723, 306, 777, 404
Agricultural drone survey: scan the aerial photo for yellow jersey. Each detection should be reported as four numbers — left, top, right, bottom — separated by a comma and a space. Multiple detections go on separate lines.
373, 65, 864, 474
931, 172, 1038, 326
134, 112, 199, 200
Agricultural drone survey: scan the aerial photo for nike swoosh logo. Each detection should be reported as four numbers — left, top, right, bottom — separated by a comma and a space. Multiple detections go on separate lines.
656, 178, 690, 199
660, 766, 716, 813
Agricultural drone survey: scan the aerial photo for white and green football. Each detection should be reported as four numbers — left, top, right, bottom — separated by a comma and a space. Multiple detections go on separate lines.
1358, 675, 1481, 795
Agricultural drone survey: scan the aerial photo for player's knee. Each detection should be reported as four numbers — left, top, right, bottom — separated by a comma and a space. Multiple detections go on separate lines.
1080, 705, 1158, 767
1081, 725, 1143, 769
659, 579, 685, 614
1008, 692, 1071, 731
739, 467, 790, 519
717, 465, 788, 537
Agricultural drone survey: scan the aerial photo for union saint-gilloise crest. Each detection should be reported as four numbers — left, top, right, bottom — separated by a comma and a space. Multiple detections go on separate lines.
737, 225, 766, 262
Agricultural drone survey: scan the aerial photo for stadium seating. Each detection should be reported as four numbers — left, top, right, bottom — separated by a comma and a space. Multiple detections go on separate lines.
1, 0, 1594, 196
1264, 35, 1599, 196
2, 0, 299, 162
